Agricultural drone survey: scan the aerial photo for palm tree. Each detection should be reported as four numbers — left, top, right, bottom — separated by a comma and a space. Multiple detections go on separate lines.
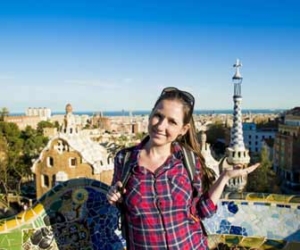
0, 107, 9, 121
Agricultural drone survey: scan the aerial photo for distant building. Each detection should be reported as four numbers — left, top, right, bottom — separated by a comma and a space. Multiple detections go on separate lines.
4, 107, 52, 130
274, 107, 300, 193
26, 107, 51, 119
31, 104, 114, 199
90, 114, 111, 131
4, 115, 43, 130
243, 122, 276, 154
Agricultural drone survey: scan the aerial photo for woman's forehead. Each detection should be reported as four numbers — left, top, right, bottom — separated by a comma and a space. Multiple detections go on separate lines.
156, 98, 184, 108
155, 100, 185, 117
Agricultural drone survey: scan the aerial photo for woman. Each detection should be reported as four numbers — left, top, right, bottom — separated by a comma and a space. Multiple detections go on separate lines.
107, 87, 259, 249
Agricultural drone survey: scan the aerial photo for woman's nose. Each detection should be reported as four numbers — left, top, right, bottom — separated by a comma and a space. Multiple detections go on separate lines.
156, 118, 167, 130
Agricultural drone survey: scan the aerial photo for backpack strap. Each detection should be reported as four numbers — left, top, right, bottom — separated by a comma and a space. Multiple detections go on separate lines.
121, 150, 133, 187
118, 149, 134, 246
181, 146, 196, 183
182, 146, 208, 236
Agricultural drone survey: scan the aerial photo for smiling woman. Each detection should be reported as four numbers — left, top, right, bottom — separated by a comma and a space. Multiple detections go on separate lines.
106, 86, 259, 250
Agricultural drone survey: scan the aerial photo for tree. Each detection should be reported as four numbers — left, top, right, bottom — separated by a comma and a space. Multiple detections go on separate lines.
0, 107, 9, 121
0, 135, 9, 195
0, 122, 48, 192
0, 122, 23, 193
205, 122, 225, 145
36, 120, 54, 135
204, 122, 226, 158
246, 147, 272, 193
54, 121, 60, 130
21, 125, 48, 169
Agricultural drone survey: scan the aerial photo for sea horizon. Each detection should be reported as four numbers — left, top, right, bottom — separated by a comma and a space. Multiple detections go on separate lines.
10, 108, 287, 117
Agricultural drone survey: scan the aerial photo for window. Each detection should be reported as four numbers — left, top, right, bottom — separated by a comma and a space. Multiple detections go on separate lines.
42, 175, 49, 187
55, 140, 69, 153
69, 157, 77, 167
47, 157, 54, 167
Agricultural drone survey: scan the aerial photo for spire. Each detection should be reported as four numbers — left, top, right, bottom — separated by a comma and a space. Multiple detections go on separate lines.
61, 103, 78, 135
230, 59, 245, 150
221, 59, 250, 192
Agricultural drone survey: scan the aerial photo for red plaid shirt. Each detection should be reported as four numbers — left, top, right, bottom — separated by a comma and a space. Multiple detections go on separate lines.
112, 139, 217, 249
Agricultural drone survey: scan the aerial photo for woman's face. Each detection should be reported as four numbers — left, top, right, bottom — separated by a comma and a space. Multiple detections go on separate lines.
148, 99, 189, 147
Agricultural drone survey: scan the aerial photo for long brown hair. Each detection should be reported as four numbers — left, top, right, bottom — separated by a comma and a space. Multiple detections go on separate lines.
153, 87, 215, 192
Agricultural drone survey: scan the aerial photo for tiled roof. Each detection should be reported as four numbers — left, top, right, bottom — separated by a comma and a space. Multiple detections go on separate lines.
32, 132, 114, 174
58, 132, 114, 173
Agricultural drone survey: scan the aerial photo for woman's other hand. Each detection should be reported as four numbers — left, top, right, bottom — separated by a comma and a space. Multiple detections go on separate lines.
106, 181, 126, 205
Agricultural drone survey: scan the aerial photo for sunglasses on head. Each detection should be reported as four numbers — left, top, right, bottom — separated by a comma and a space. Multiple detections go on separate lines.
160, 87, 195, 110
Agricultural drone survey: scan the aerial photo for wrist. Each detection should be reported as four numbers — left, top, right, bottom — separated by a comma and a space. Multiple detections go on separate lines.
220, 170, 230, 183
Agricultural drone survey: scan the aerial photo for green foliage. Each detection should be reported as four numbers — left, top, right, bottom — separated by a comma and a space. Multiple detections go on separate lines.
36, 120, 54, 135
0, 121, 21, 139
206, 123, 225, 145
255, 118, 279, 129
0, 107, 9, 121
54, 121, 60, 130
21, 126, 49, 166
246, 147, 275, 193
0, 121, 48, 193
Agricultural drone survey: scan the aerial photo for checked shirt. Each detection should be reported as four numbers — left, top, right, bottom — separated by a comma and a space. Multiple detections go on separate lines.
112, 140, 217, 249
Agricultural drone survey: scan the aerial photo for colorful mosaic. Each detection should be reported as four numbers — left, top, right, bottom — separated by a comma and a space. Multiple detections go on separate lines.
0, 179, 299, 249
0, 178, 125, 250
205, 192, 300, 249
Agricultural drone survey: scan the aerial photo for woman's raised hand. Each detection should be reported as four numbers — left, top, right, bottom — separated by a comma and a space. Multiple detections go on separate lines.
224, 163, 260, 180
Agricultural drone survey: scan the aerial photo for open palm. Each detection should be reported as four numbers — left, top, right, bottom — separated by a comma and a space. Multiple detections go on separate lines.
224, 163, 260, 179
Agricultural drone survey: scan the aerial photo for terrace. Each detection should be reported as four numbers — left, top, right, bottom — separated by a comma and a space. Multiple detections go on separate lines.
0, 178, 299, 249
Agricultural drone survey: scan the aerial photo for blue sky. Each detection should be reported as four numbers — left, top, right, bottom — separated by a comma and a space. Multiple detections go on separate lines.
0, 0, 299, 113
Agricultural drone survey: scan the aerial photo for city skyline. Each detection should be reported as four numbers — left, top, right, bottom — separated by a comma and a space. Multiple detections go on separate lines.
1, 0, 300, 113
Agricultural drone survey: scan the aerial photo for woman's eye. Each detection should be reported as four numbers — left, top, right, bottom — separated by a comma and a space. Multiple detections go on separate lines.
154, 113, 162, 118
169, 120, 177, 125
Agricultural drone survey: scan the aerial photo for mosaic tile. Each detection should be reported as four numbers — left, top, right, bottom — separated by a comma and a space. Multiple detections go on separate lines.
239, 236, 266, 248
0, 181, 300, 249
227, 201, 239, 214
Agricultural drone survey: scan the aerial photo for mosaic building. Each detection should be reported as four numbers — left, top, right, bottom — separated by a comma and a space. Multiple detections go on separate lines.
31, 104, 114, 199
